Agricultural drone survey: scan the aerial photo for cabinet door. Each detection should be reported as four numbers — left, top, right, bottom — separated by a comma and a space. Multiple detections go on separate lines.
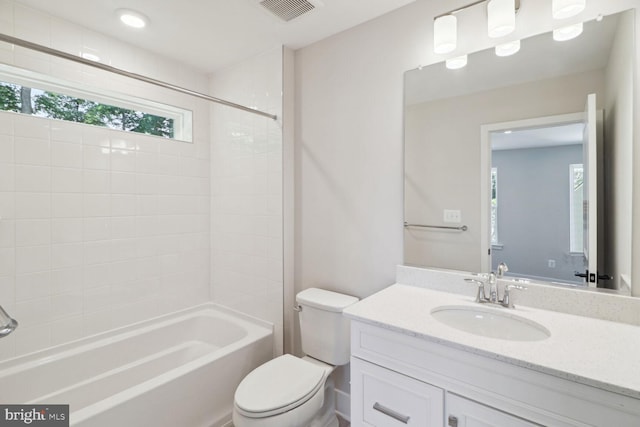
351, 357, 444, 426
447, 394, 541, 427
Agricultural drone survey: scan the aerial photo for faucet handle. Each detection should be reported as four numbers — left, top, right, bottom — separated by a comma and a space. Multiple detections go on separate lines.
502, 284, 527, 308
464, 278, 487, 303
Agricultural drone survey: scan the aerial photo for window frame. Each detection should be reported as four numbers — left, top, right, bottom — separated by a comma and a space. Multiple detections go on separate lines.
0, 63, 193, 142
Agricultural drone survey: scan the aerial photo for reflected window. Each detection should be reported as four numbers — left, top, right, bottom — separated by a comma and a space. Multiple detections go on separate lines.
491, 167, 498, 244
569, 163, 584, 253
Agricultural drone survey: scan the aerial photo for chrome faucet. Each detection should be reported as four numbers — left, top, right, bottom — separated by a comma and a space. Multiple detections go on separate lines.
496, 262, 508, 279
465, 265, 526, 309
488, 272, 498, 303
0, 305, 18, 338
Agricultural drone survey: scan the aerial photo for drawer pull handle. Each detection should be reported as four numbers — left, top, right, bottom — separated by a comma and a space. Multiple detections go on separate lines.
373, 402, 411, 424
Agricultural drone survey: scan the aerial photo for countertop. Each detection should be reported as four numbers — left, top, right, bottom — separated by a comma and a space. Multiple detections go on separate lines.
343, 283, 640, 399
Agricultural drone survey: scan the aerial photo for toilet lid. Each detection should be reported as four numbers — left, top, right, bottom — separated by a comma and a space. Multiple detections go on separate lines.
234, 354, 326, 417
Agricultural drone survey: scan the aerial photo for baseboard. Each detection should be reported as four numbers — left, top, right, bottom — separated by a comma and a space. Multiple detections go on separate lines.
335, 388, 350, 422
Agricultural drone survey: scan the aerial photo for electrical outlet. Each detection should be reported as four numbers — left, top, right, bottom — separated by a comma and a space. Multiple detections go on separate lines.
548, 259, 556, 268
443, 209, 462, 223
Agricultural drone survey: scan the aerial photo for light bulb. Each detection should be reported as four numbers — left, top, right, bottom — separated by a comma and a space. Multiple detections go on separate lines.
553, 22, 583, 41
495, 40, 521, 56
488, 0, 516, 38
446, 55, 468, 70
434, 15, 457, 54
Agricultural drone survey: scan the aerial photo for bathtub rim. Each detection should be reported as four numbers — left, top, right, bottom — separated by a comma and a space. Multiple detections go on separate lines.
0, 302, 272, 371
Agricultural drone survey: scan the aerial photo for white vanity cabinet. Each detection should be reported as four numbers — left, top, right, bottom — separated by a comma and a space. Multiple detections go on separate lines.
351, 356, 539, 426
349, 320, 640, 427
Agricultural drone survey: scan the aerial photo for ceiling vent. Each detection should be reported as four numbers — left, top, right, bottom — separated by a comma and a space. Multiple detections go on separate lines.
258, 0, 317, 22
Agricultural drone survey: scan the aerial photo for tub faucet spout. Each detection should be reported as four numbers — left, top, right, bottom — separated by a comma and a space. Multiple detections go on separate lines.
0, 304, 18, 338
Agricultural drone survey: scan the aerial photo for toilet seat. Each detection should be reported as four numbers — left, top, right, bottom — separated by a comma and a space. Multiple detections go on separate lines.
234, 354, 327, 418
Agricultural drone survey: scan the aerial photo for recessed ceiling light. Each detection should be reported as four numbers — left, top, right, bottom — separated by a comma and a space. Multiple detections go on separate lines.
117, 9, 148, 29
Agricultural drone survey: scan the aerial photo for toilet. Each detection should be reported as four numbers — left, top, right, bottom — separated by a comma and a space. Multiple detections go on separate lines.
233, 288, 359, 427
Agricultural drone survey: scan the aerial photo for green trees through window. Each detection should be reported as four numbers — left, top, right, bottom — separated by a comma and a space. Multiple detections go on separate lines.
0, 82, 174, 138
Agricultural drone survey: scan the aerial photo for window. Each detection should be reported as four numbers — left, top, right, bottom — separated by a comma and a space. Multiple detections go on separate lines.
569, 164, 584, 253
0, 64, 192, 142
491, 167, 498, 245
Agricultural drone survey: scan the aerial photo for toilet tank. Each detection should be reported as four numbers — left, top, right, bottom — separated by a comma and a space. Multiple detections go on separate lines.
296, 288, 359, 366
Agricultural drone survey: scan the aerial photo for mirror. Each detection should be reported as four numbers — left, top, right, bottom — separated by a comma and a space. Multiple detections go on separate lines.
403, 10, 634, 293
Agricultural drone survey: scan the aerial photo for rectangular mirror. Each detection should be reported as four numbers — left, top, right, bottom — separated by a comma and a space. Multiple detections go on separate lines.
403, 10, 634, 292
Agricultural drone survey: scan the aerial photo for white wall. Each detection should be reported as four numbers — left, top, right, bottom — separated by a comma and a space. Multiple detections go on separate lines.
209, 48, 284, 355
604, 10, 634, 291
0, 0, 211, 360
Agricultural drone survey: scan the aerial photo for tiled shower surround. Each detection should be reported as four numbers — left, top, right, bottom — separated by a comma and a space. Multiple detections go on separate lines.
0, 112, 211, 359
210, 49, 284, 354
0, 0, 284, 360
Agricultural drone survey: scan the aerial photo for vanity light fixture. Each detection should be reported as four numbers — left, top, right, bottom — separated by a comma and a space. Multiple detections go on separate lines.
434, 15, 457, 54
488, 0, 516, 38
495, 39, 521, 56
446, 55, 468, 70
117, 9, 148, 29
433, 0, 520, 55
553, 22, 583, 41
552, 0, 586, 20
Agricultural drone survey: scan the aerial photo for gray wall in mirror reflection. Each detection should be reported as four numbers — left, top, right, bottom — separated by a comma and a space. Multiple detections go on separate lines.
404, 10, 634, 291
491, 145, 583, 283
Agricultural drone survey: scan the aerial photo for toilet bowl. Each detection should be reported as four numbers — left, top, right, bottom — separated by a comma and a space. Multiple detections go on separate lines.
232, 288, 359, 427
233, 355, 337, 427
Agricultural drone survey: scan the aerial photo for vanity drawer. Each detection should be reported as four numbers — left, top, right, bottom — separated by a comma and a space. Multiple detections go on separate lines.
351, 356, 444, 426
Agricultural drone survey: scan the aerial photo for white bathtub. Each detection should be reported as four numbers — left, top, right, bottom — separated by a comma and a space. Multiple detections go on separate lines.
0, 303, 273, 427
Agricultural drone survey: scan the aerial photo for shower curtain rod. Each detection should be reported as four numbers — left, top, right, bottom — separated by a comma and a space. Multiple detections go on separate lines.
0, 33, 278, 121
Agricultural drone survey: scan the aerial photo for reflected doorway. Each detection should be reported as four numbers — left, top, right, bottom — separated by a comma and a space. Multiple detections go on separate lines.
489, 121, 586, 285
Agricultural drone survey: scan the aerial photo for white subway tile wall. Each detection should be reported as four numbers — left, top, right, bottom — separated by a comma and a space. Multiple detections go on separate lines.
0, 0, 213, 359
210, 48, 284, 355
1, 109, 212, 357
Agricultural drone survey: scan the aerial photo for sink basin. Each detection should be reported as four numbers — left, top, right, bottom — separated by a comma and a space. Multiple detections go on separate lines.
431, 305, 550, 341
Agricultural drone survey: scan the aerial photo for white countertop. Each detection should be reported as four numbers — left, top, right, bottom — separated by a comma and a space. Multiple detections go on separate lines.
343, 283, 640, 399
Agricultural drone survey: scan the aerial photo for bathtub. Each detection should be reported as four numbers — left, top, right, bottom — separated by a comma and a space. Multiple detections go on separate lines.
0, 303, 273, 427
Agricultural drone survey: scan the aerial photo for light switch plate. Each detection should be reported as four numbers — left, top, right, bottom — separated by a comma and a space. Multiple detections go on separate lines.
444, 209, 461, 223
